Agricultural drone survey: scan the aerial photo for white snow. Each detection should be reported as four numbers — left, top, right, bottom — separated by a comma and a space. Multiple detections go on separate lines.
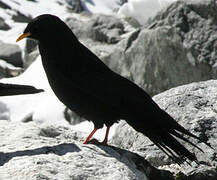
118, 0, 177, 25
0, 57, 66, 124
81, 0, 121, 15
0, 0, 70, 20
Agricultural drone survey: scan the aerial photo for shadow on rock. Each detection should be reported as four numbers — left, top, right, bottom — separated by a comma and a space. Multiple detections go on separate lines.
87, 139, 174, 180
0, 143, 80, 166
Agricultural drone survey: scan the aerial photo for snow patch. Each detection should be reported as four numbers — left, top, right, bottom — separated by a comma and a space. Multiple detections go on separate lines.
118, 0, 177, 25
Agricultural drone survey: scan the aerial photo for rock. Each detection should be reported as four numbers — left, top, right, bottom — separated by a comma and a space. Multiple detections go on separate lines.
65, 14, 136, 76
0, 1, 11, 9
0, 1, 32, 23
103, 26, 212, 96
147, 0, 217, 68
65, 0, 84, 13
12, 11, 32, 23
0, 102, 9, 120
103, 0, 217, 96
88, 14, 125, 44
64, 107, 86, 125
0, 59, 23, 78
118, 0, 128, 6
0, 41, 23, 67
111, 80, 217, 178
23, 39, 39, 68
66, 14, 126, 44
66, 16, 89, 39
0, 121, 174, 180
0, 17, 10, 30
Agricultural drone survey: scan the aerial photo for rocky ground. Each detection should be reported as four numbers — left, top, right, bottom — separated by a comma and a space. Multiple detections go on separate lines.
0, 121, 172, 180
1, 80, 217, 180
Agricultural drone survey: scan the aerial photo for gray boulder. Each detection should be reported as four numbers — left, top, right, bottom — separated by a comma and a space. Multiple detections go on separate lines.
87, 14, 125, 44
23, 39, 39, 68
0, 121, 174, 180
103, 0, 217, 96
12, 11, 32, 23
0, 41, 23, 67
36, 0, 217, 97
66, 14, 126, 44
0, 59, 22, 78
0, 17, 10, 30
0, 1, 11, 9
65, 0, 84, 13
64, 107, 86, 125
0, 1, 32, 23
111, 80, 217, 178
118, 0, 128, 6
102, 26, 212, 96
147, 0, 217, 68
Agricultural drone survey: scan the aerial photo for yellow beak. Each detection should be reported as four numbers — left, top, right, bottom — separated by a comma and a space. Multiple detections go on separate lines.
16, 32, 31, 42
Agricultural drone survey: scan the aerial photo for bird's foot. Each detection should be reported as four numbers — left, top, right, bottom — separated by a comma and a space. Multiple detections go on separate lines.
100, 139, 108, 146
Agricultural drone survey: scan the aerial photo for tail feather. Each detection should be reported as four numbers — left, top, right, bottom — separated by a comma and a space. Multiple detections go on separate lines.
172, 121, 213, 149
170, 129, 204, 153
126, 107, 212, 164
159, 109, 212, 149
154, 142, 183, 165
146, 129, 197, 162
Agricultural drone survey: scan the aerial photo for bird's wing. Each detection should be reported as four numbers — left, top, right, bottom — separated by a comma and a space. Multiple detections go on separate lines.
56, 41, 158, 116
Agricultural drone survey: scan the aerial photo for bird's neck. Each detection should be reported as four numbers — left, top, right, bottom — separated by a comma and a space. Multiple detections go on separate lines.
38, 39, 85, 76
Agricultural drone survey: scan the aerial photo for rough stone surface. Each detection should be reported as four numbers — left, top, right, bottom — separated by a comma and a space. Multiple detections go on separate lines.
64, 107, 86, 125
23, 39, 39, 68
101, 0, 217, 96
65, 0, 84, 13
12, 11, 32, 23
118, 0, 128, 6
0, 17, 10, 30
111, 80, 217, 178
0, 59, 22, 78
0, 41, 23, 67
147, 0, 217, 68
0, 1, 11, 9
103, 26, 212, 96
0, 121, 175, 180
87, 14, 125, 44
67, 14, 126, 44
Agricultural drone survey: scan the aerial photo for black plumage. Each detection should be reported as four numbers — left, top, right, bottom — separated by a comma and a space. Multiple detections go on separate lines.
0, 82, 43, 96
16, 14, 212, 164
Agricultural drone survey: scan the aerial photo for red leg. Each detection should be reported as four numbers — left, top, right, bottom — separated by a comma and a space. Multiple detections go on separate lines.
101, 126, 110, 145
83, 128, 98, 144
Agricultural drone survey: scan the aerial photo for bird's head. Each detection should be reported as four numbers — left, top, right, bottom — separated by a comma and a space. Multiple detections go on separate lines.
16, 14, 68, 42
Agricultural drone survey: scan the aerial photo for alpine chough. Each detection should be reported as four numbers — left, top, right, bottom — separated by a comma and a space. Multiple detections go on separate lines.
16, 14, 212, 164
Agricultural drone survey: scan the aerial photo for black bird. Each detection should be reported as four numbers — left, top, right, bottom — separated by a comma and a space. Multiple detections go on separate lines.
0, 82, 43, 96
16, 14, 212, 164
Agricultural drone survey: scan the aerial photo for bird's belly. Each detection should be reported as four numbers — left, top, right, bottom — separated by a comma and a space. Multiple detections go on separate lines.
48, 79, 119, 128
